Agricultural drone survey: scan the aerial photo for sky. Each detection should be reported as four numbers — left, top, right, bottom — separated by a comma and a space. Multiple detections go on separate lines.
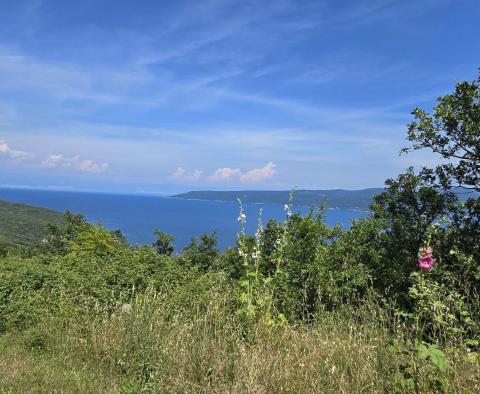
0, 0, 479, 194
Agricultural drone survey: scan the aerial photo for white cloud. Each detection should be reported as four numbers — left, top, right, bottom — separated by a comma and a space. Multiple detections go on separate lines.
208, 167, 242, 182
70, 157, 109, 173
169, 166, 186, 179
41, 154, 63, 168
41, 153, 108, 173
208, 162, 276, 183
2, 140, 108, 174
240, 161, 276, 183
0, 140, 31, 160
169, 167, 203, 181
191, 169, 203, 180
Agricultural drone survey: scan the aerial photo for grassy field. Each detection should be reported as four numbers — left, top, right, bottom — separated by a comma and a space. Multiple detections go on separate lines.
0, 199, 65, 246
0, 286, 478, 393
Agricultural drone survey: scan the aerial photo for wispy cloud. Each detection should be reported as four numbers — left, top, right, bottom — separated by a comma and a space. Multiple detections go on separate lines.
330, 0, 452, 27
0, 0, 476, 191
0, 140, 31, 161
289, 50, 412, 86
41, 154, 63, 168
1, 139, 108, 173
169, 167, 203, 181
0, 47, 156, 106
41, 154, 109, 173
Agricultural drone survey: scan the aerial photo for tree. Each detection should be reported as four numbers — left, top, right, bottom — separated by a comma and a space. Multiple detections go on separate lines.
182, 232, 218, 271
111, 229, 129, 247
41, 211, 89, 255
403, 71, 480, 192
370, 169, 458, 300
153, 230, 175, 256
402, 71, 479, 293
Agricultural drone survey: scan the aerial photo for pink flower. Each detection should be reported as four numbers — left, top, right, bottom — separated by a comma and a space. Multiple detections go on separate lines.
418, 246, 435, 270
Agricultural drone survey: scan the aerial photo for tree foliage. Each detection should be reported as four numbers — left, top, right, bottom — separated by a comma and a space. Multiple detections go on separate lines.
153, 230, 175, 256
404, 72, 480, 192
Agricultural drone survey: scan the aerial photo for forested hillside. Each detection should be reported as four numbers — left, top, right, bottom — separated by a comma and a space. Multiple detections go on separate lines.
173, 188, 384, 210
0, 199, 65, 246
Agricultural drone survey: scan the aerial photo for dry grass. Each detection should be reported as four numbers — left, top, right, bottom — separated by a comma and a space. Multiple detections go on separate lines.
1, 291, 479, 393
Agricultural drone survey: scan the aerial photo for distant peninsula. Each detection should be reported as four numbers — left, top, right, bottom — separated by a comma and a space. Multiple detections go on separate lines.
171, 189, 384, 211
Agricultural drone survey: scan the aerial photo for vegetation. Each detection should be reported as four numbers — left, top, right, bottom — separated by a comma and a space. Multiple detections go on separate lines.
0, 73, 479, 393
173, 188, 384, 210
0, 199, 65, 246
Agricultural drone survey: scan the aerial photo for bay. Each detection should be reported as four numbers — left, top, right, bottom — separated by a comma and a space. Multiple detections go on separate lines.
0, 188, 368, 250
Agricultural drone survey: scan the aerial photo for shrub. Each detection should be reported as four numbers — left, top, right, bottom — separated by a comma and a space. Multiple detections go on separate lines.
0, 242, 8, 258
23, 329, 49, 352
314, 217, 380, 309
152, 230, 175, 256
181, 232, 218, 271
407, 271, 478, 345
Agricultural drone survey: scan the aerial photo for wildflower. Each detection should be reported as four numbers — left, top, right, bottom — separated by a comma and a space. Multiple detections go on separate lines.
237, 213, 246, 222
418, 246, 435, 270
284, 203, 293, 218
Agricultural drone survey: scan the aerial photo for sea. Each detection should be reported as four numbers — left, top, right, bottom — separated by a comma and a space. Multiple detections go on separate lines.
0, 188, 368, 250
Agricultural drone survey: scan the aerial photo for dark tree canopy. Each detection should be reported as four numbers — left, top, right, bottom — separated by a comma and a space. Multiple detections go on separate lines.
153, 230, 175, 256
403, 72, 480, 192
182, 232, 218, 271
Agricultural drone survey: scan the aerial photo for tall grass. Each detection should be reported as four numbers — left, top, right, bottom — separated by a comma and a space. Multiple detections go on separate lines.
1, 286, 479, 393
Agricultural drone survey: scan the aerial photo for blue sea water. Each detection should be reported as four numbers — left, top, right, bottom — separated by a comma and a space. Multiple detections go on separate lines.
0, 188, 368, 250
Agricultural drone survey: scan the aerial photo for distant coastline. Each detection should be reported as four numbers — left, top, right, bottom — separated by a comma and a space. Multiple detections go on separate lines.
171, 189, 384, 211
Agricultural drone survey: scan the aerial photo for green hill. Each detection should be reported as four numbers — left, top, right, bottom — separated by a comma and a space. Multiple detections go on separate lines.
0, 199, 65, 246
172, 189, 384, 210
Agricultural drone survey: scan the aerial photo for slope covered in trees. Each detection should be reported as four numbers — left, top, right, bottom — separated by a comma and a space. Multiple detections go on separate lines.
0, 199, 65, 246
173, 188, 384, 210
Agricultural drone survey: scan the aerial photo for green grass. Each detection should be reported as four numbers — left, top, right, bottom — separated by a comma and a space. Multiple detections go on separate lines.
0, 200, 65, 246
1, 291, 479, 393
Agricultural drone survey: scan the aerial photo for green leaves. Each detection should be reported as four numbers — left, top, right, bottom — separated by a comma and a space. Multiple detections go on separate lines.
405, 73, 480, 192
417, 343, 447, 372
408, 271, 477, 345
152, 230, 175, 256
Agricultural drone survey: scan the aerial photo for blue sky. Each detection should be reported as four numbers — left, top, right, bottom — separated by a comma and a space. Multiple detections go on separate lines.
0, 0, 479, 193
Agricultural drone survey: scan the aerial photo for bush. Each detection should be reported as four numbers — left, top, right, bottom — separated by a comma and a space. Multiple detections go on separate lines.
0, 242, 7, 258
314, 217, 381, 309
23, 329, 49, 352
406, 271, 478, 345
